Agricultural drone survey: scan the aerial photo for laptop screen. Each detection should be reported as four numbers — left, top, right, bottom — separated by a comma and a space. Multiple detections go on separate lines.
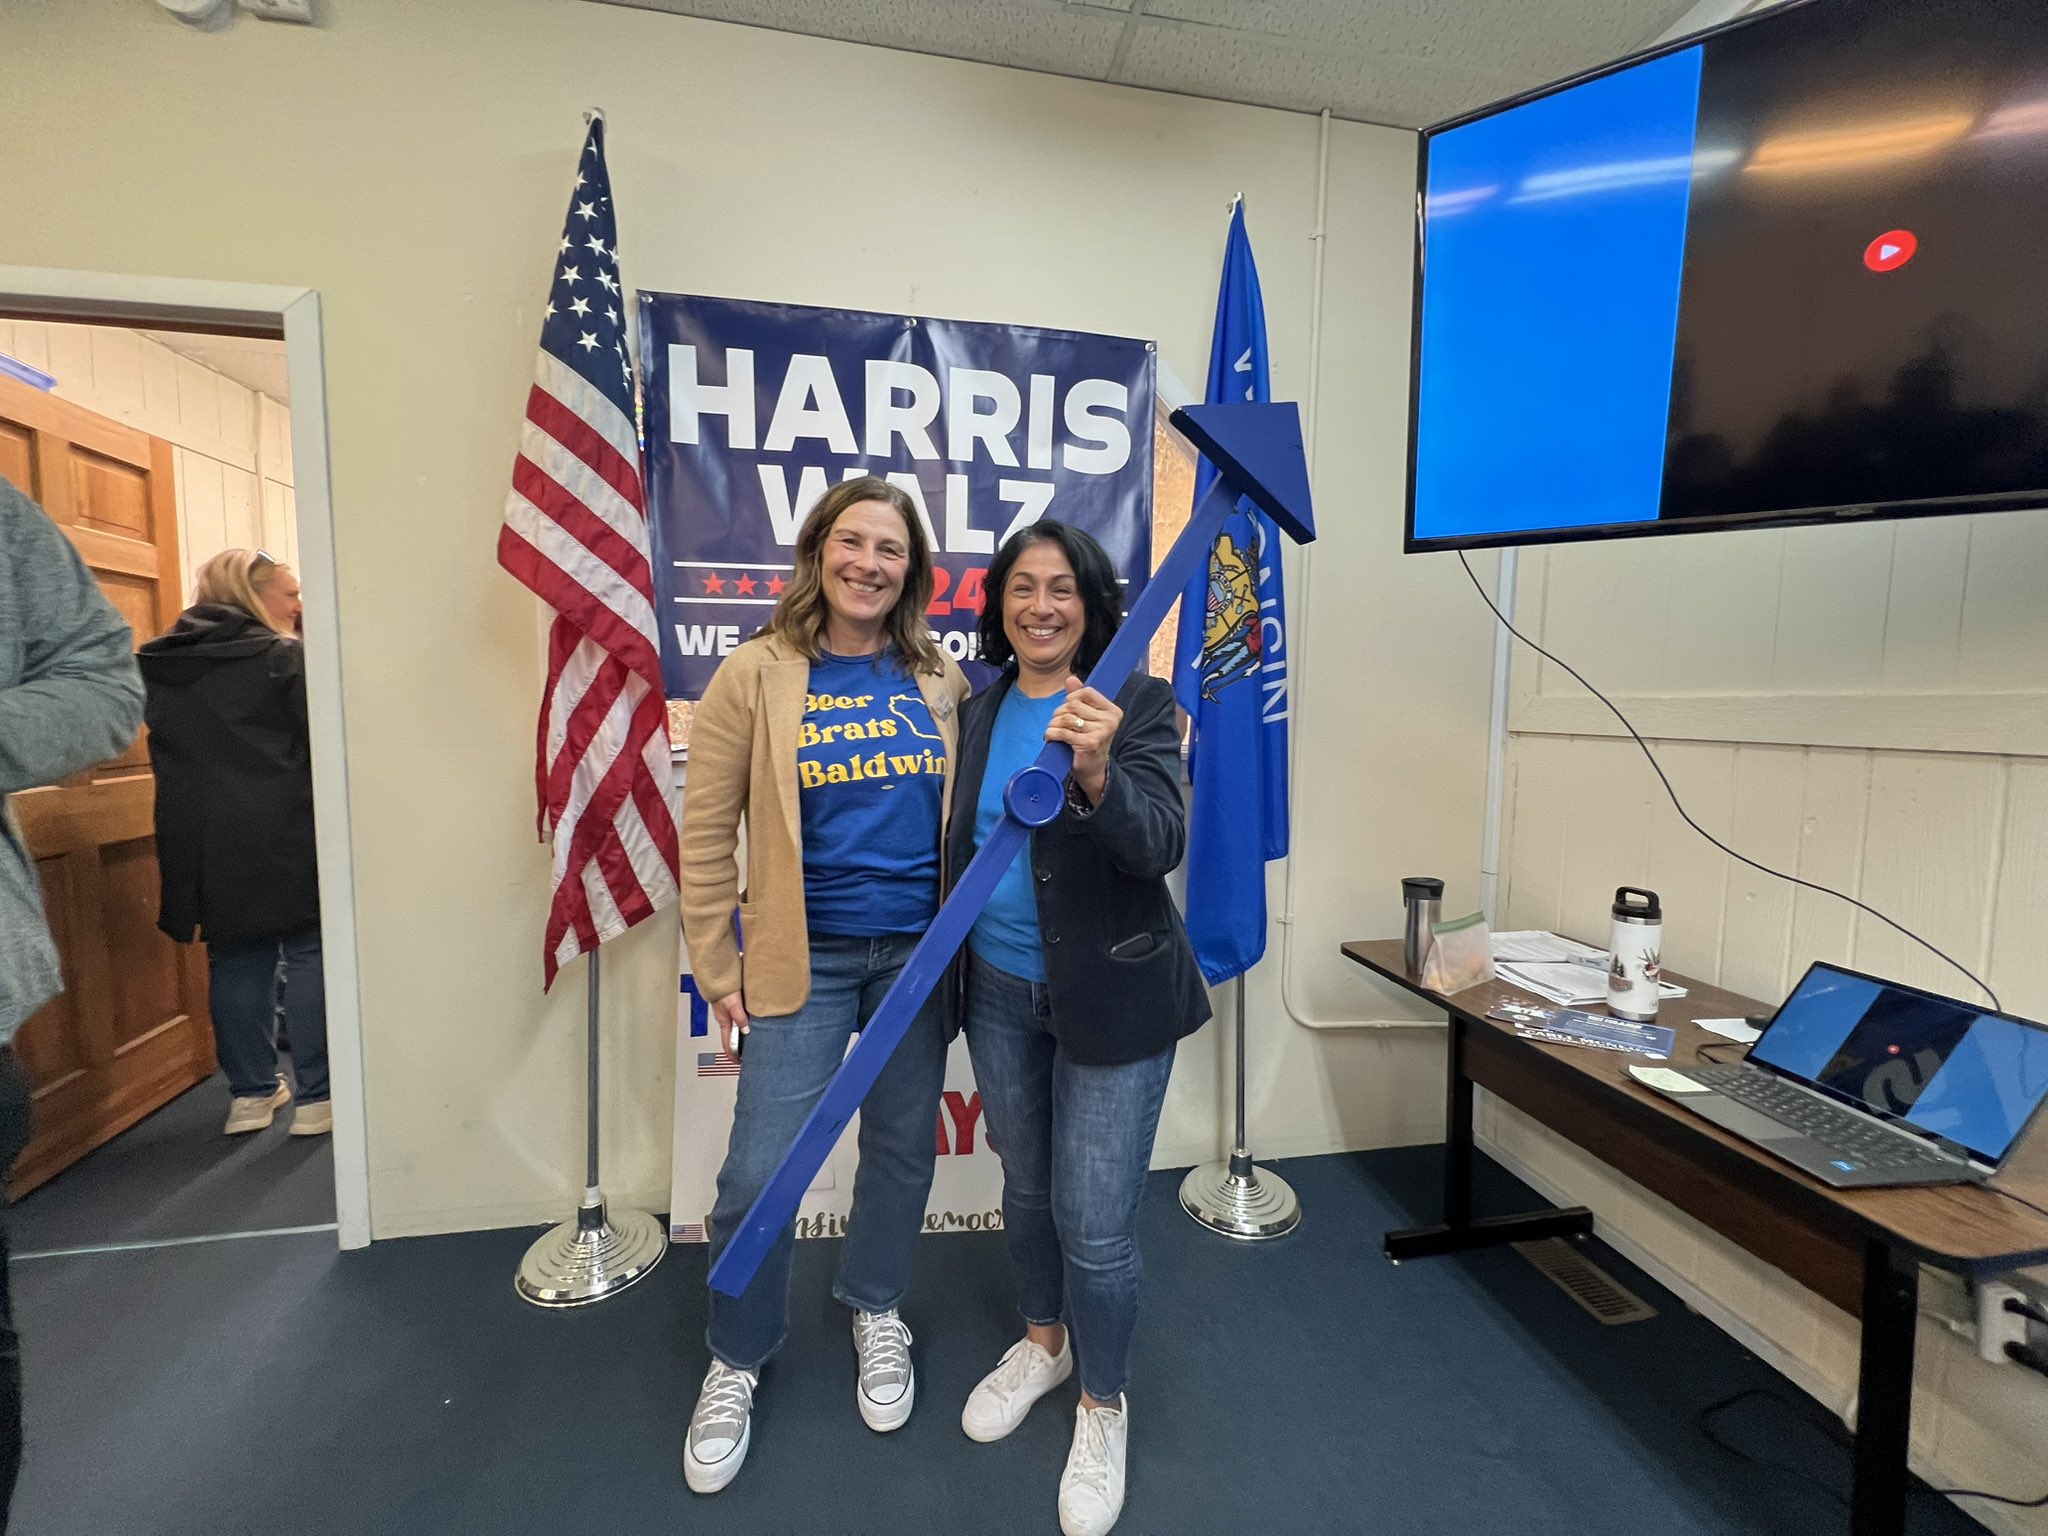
1748, 964, 2048, 1167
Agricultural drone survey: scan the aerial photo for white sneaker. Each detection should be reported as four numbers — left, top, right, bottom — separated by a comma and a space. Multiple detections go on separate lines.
224, 1076, 290, 1136
683, 1360, 757, 1493
852, 1309, 915, 1431
962, 1334, 1073, 1443
1059, 1398, 1129, 1536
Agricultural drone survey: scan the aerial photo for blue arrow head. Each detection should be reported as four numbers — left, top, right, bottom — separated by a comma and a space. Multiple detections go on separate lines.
1170, 402, 1316, 544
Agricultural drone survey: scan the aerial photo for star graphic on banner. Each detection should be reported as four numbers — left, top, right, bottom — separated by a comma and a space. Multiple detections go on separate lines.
584, 234, 608, 257
559, 264, 582, 286
766, 574, 786, 596
543, 300, 555, 320
604, 305, 619, 325
576, 331, 599, 352
559, 235, 572, 254
575, 200, 598, 221
569, 296, 591, 317
574, 171, 587, 188
703, 573, 727, 594
734, 575, 758, 595
597, 270, 619, 296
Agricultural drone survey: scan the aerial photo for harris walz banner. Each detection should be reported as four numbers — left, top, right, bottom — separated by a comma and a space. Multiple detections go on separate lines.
638, 294, 1157, 697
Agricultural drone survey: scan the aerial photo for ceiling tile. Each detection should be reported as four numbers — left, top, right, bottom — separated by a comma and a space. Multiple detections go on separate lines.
141, 332, 291, 404
603, 0, 1129, 79
1114, 23, 1492, 129
589, 0, 1730, 129
1141, 0, 1687, 82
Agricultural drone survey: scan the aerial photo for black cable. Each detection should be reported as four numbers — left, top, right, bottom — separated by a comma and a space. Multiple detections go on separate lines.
1700, 1385, 2048, 1510
2007, 1296, 2048, 1327
1458, 552, 2001, 1013
1696, 1041, 1749, 1063
1697, 1388, 1847, 1510
1929, 1478, 2048, 1509
2005, 1341, 2048, 1383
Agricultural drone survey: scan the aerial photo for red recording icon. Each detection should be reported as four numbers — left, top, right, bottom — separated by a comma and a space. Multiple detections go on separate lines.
1864, 230, 1918, 273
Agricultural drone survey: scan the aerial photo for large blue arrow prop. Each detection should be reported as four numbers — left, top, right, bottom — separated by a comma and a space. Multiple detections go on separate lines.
709, 401, 1317, 1296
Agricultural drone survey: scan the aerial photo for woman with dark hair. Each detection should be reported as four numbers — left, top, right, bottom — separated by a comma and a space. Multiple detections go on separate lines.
678, 476, 970, 1494
946, 519, 1208, 1536
139, 547, 327, 1138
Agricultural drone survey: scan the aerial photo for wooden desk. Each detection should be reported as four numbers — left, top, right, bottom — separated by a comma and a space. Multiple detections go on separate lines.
1341, 938, 2048, 1536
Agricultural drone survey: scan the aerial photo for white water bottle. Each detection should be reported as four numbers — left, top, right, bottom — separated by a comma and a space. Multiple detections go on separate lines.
1607, 887, 1662, 1021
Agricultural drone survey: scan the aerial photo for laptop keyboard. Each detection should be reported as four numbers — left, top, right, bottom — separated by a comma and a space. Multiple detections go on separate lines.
1689, 1064, 1955, 1170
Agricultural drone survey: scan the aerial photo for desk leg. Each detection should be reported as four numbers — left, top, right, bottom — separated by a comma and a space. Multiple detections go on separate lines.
1850, 1241, 1917, 1536
1385, 1010, 1593, 1262
1444, 1013, 1474, 1231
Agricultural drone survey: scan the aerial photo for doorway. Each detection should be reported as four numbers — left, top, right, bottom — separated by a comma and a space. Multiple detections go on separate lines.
0, 269, 368, 1250
1, 317, 345, 1252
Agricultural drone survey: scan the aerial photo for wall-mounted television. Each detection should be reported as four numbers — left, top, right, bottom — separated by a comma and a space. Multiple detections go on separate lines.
1406, 0, 2048, 553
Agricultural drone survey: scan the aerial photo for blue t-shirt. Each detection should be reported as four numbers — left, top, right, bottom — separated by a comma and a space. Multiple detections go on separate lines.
968, 686, 1062, 982
798, 650, 945, 936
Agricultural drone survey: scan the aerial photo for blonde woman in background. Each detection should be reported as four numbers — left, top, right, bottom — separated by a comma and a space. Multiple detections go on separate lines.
138, 549, 327, 1137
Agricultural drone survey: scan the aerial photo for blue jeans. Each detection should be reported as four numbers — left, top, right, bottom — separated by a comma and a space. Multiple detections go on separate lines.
964, 951, 1175, 1402
207, 926, 328, 1103
705, 931, 947, 1372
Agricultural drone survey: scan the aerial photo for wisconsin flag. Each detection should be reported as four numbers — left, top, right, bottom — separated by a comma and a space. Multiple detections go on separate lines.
1172, 198, 1291, 985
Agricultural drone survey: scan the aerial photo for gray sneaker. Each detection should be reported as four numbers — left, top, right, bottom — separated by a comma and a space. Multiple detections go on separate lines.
684, 1360, 757, 1493
852, 1309, 915, 1431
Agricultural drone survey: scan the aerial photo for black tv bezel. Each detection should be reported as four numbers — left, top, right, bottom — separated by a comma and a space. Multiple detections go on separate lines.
1402, 0, 2048, 555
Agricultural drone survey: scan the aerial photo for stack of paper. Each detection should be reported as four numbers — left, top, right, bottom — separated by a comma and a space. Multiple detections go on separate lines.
1490, 930, 1688, 1007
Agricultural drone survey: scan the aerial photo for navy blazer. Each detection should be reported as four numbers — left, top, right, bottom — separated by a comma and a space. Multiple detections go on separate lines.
946, 670, 1211, 1066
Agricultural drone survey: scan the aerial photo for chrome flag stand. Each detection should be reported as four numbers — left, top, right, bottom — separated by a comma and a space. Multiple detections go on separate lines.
516, 949, 666, 1306
1178, 974, 1299, 1240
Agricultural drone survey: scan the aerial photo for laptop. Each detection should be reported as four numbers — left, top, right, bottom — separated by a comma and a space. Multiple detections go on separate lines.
1635, 962, 2048, 1188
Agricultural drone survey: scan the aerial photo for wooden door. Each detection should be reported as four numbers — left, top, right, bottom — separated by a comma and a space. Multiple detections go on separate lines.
1, 373, 214, 1196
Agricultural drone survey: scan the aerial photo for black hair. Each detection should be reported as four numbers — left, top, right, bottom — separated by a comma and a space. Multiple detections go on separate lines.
977, 519, 1124, 679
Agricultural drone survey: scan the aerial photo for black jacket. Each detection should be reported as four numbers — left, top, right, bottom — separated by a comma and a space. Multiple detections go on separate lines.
946, 671, 1210, 1066
138, 605, 318, 947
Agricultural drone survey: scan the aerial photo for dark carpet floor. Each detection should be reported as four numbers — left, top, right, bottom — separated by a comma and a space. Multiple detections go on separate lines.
10, 1065, 335, 1256
7, 1149, 1993, 1536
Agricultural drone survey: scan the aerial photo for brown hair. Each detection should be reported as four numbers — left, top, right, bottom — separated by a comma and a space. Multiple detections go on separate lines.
764, 477, 942, 672
192, 548, 295, 637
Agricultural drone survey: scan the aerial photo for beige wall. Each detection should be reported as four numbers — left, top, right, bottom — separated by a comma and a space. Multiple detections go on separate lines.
1497, 509, 2048, 1534
0, 320, 297, 600
0, 0, 1491, 1237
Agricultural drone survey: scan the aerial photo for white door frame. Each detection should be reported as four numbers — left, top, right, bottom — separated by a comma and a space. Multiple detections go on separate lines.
0, 265, 372, 1249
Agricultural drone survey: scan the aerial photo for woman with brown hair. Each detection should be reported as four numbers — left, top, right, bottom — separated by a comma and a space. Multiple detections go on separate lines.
678, 476, 969, 1494
138, 548, 327, 1137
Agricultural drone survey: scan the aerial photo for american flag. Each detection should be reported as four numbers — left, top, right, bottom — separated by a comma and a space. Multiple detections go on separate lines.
497, 114, 678, 989
696, 1051, 742, 1079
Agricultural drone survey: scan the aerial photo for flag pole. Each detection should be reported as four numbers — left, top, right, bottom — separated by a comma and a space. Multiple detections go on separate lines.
1177, 971, 1300, 1240
515, 946, 668, 1305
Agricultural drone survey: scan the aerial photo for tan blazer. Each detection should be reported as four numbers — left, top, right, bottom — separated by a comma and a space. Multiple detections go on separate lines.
678, 632, 970, 1016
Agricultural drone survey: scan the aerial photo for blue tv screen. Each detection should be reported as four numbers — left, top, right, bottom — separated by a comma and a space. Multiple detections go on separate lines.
1407, 0, 2048, 552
